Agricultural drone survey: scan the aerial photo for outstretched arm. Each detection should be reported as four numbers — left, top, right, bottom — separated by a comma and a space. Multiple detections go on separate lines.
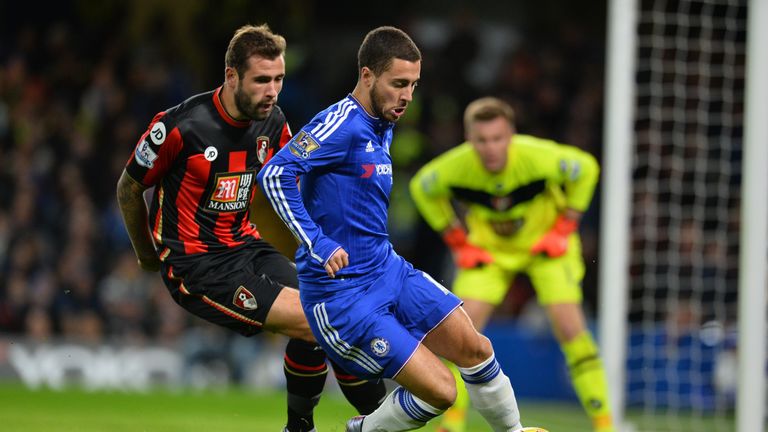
116, 169, 160, 272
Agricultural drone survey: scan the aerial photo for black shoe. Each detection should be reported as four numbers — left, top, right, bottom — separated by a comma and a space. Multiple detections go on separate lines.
345, 415, 365, 432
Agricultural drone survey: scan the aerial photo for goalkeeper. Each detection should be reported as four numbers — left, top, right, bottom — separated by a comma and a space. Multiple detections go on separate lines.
410, 97, 615, 432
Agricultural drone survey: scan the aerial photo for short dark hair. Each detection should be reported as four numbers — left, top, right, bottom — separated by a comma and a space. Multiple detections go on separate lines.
463, 97, 516, 131
357, 26, 421, 76
225, 24, 286, 78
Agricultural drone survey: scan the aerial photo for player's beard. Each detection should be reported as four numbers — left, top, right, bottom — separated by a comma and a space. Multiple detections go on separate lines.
369, 82, 404, 123
234, 82, 273, 121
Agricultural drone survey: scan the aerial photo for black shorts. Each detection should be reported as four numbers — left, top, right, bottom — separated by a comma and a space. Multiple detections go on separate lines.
160, 239, 298, 337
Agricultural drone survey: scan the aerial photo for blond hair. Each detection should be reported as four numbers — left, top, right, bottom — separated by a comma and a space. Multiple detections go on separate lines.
463, 97, 515, 132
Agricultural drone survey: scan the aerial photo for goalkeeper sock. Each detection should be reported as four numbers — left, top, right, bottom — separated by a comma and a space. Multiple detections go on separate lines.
437, 361, 469, 432
562, 331, 615, 432
284, 338, 328, 432
331, 360, 387, 415
361, 386, 444, 431
458, 354, 523, 431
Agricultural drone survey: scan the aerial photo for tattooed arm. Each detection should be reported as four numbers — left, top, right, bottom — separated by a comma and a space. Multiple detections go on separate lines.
116, 169, 160, 272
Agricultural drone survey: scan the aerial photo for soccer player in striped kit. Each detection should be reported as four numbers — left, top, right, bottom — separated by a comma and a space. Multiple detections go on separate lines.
258, 26, 546, 432
116, 24, 385, 432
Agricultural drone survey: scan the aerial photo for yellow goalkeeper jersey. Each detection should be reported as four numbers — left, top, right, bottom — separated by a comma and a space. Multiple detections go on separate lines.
409, 134, 599, 254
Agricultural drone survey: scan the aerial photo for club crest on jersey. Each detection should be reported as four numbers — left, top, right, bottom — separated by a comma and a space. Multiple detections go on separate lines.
289, 131, 320, 159
206, 171, 255, 213
491, 195, 513, 211
370, 337, 390, 357
256, 136, 270, 163
233, 286, 258, 310
135, 139, 158, 168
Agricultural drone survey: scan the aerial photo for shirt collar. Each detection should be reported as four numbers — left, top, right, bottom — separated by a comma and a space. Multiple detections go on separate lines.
347, 93, 392, 133
213, 86, 252, 128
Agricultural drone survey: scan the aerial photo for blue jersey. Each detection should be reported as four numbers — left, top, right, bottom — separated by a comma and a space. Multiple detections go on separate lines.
258, 95, 396, 291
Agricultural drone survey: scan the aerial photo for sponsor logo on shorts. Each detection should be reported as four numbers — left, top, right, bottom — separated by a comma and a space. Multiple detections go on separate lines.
135, 139, 158, 168
205, 171, 255, 213
289, 131, 320, 159
233, 286, 258, 310
370, 337, 390, 357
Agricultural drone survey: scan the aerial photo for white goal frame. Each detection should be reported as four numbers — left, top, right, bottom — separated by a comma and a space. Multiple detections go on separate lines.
599, 0, 767, 430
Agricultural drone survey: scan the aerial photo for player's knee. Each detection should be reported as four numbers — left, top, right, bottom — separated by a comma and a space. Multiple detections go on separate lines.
456, 333, 494, 367
429, 369, 457, 410
277, 319, 316, 342
290, 325, 316, 343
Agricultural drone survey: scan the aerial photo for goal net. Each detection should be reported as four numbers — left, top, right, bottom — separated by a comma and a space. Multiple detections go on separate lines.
625, 0, 747, 431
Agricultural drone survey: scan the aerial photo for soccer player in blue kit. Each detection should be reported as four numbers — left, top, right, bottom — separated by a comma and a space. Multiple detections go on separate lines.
258, 26, 546, 432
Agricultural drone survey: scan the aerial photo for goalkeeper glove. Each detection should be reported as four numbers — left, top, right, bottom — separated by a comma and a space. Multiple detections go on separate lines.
442, 226, 494, 269
531, 215, 578, 257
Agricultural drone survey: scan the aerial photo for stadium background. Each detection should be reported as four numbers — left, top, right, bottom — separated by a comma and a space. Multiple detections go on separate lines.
0, 1, 619, 431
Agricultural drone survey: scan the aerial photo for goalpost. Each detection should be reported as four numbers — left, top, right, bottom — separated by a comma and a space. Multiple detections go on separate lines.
600, 1, 767, 431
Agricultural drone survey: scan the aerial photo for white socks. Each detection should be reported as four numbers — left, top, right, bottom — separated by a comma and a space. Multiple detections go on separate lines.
359, 354, 521, 432
361, 386, 444, 432
459, 354, 523, 432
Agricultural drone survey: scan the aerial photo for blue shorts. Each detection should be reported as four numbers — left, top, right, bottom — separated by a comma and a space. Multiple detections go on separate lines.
301, 254, 462, 379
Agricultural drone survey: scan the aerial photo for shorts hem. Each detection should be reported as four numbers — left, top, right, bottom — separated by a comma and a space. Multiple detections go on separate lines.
389, 301, 463, 379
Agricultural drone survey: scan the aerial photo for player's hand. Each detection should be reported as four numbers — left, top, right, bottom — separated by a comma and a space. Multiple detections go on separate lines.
442, 226, 494, 269
137, 254, 161, 272
325, 248, 349, 278
530, 215, 578, 258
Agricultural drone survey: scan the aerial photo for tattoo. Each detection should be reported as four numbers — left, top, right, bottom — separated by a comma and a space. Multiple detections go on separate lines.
116, 170, 158, 261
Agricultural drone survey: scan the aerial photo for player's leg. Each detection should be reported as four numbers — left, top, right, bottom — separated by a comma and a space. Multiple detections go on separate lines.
281, 337, 327, 432
276, 301, 387, 428
263, 285, 315, 339
358, 343, 456, 431
529, 237, 614, 432
164, 257, 324, 432
249, 249, 325, 432
301, 263, 455, 432
393, 264, 530, 431
547, 303, 614, 432
255, 244, 386, 429
330, 360, 387, 415
161, 259, 315, 432
424, 307, 524, 432
437, 264, 513, 432
436, 299, 495, 432
308, 304, 453, 431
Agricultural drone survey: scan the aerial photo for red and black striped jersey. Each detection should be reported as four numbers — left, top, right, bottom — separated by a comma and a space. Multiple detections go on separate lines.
125, 87, 292, 262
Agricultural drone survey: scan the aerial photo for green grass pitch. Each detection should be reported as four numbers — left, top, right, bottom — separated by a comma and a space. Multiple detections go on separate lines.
0, 383, 593, 432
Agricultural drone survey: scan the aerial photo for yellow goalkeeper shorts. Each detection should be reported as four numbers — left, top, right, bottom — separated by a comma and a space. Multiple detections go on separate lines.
452, 235, 585, 306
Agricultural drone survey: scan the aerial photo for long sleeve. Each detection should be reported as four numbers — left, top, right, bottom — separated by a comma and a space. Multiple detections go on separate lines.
554, 144, 600, 212
257, 130, 346, 266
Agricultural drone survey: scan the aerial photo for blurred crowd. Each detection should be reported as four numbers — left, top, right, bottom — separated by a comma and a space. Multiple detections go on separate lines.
0, 1, 606, 345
